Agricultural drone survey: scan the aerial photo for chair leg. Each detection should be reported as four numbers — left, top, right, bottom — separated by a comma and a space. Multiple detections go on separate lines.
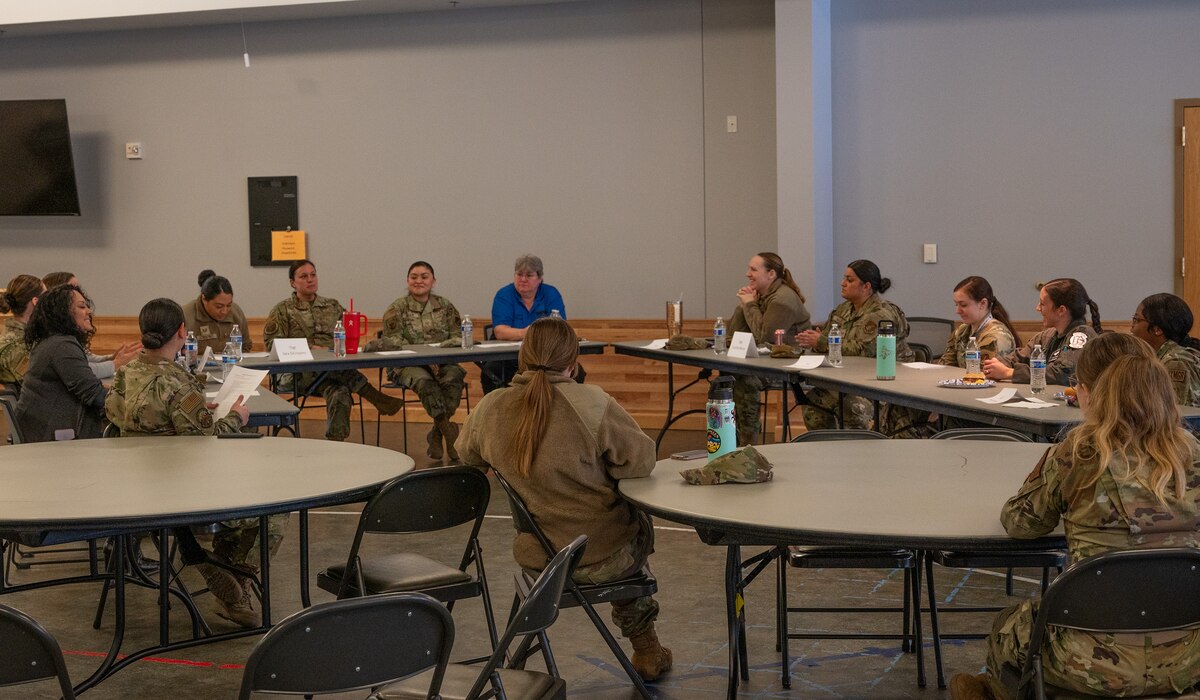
910, 555, 926, 689
776, 549, 791, 689
572, 587, 652, 700
1040, 567, 1051, 593
1006, 567, 1015, 596
401, 387, 409, 454
924, 554, 946, 689
902, 566, 913, 653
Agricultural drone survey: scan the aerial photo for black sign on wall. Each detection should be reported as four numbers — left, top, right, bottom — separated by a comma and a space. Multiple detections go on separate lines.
248, 176, 298, 267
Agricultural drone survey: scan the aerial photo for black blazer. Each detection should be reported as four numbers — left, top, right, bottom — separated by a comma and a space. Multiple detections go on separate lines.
16, 334, 107, 442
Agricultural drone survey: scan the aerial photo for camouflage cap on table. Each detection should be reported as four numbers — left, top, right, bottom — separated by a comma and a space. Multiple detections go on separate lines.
666, 334, 710, 351
680, 445, 774, 485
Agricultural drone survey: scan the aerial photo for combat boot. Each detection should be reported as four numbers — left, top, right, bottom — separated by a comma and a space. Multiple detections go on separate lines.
357, 383, 405, 416
426, 422, 443, 461
628, 624, 673, 682
195, 563, 257, 628
441, 419, 460, 463
212, 576, 260, 628
949, 673, 995, 700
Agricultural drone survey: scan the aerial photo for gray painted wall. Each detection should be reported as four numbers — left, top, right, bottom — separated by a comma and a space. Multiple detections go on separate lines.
0, 0, 776, 320
824, 0, 1200, 322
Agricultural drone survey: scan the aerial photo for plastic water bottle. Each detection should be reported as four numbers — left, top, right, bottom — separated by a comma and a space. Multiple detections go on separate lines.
827, 323, 843, 367
461, 315, 474, 349
965, 336, 981, 377
875, 320, 896, 380
713, 316, 727, 354
229, 324, 242, 359
1030, 344, 1047, 394
550, 309, 562, 319
706, 376, 737, 458
184, 331, 198, 369
333, 320, 347, 358
221, 340, 238, 382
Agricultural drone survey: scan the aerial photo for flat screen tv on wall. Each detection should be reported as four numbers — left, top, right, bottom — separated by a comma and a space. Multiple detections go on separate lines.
0, 99, 82, 216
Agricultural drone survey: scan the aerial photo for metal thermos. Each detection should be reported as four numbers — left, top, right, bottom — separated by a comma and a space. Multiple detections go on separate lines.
706, 376, 737, 460
876, 320, 896, 380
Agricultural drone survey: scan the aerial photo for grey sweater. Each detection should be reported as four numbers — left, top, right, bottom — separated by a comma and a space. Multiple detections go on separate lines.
17, 334, 107, 442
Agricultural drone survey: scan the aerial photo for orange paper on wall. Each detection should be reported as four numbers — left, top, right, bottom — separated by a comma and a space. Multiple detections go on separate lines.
271, 230, 306, 261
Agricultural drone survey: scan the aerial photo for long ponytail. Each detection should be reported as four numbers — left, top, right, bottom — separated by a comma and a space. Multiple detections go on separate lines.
509, 317, 580, 477
1042, 278, 1103, 333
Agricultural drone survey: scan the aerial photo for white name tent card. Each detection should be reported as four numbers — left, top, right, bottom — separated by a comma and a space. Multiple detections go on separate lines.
902, 362, 942, 370
644, 339, 669, 350
271, 338, 314, 362
977, 388, 1058, 409
726, 331, 755, 359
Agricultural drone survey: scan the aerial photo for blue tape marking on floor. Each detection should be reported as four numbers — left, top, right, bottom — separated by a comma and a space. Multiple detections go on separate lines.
868, 567, 903, 595
944, 569, 974, 604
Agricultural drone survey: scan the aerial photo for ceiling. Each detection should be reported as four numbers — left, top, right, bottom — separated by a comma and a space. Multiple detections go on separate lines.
0, 0, 593, 38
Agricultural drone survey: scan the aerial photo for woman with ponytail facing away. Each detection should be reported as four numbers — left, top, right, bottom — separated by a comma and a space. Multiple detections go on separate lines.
455, 317, 673, 682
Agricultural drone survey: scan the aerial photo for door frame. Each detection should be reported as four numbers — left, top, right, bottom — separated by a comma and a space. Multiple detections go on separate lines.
1174, 99, 1200, 299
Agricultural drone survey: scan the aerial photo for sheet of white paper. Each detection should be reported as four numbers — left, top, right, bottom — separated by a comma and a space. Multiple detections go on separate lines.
206, 389, 261, 399
211, 366, 270, 418
902, 362, 942, 369
1023, 395, 1055, 404
788, 356, 828, 370
198, 346, 214, 368
644, 339, 668, 350
272, 338, 313, 362
977, 388, 1019, 404
240, 351, 270, 358
1008, 401, 1057, 410
479, 341, 522, 347
727, 331, 754, 359
375, 350, 417, 355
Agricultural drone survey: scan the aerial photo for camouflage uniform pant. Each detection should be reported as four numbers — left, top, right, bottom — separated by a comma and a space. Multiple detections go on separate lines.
986, 599, 1200, 698
389, 364, 466, 421
194, 513, 290, 570
571, 511, 660, 639
732, 374, 764, 446
291, 369, 367, 441
801, 387, 873, 431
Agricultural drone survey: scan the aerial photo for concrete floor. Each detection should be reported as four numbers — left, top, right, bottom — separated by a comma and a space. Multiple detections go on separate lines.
0, 419, 1042, 699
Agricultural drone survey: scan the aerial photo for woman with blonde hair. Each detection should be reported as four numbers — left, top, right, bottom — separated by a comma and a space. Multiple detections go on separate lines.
951, 333, 1200, 699
456, 317, 672, 682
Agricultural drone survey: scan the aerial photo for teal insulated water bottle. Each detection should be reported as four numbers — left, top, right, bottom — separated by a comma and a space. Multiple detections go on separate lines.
706, 376, 737, 460
876, 320, 896, 380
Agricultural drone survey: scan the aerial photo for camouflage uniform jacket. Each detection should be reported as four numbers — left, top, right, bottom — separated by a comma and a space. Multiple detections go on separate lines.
182, 296, 252, 355
998, 320, 1095, 386
999, 437, 1200, 694
728, 278, 812, 345
811, 293, 915, 361
0, 317, 29, 386
381, 294, 462, 345
937, 317, 1016, 367
1157, 340, 1200, 408
105, 353, 243, 436
262, 293, 345, 350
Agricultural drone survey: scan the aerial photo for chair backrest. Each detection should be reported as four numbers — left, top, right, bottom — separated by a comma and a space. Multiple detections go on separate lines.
1018, 548, 1200, 698
932, 427, 1033, 442
360, 465, 491, 535
0, 394, 23, 444
791, 428, 888, 442
0, 604, 76, 699
493, 470, 558, 558
238, 592, 453, 699
906, 316, 956, 354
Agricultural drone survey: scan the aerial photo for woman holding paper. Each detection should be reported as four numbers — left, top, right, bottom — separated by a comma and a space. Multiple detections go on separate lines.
727, 252, 811, 446
182, 269, 253, 355
105, 298, 248, 435
104, 298, 283, 629
262, 259, 403, 441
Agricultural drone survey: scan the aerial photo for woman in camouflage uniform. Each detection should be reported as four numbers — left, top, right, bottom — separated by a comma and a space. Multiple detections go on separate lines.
0, 274, 44, 390
262, 259, 402, 441
1131, 293, 1200, 408
104, 298, 276, 629
378, 261, 466, 462
951, 337, 1200, 699
795, 259, 914, 431
984, 278, 1102, 386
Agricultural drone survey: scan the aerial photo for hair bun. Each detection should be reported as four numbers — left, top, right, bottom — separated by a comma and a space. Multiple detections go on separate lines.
877, 277, 893, 294
197, 269, 216, 287
141, 331, 165, 349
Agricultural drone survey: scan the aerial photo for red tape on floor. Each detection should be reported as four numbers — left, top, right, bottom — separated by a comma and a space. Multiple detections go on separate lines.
62, 649, 244, 670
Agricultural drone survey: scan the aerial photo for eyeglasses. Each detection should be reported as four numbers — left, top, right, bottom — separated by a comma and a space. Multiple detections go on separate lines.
1131, 315, 1147, 325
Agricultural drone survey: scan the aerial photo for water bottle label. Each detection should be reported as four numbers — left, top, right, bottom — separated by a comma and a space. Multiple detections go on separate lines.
831, 337, 841, 346
1031, 359, 1046, 369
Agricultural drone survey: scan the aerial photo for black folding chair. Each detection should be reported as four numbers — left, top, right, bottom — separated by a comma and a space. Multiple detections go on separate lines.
925, 428, 1067, 689
317, 465, 498, 657
374, 367, 471, 450
493, 472, 656, 700
237, 592, 453, 699
906, 316, 957, 364
0, 603, 76, 699
375, 536, 587, 700
1001, 547, 1200, 700
778, 429, 924, 688
270, 372, 366, 442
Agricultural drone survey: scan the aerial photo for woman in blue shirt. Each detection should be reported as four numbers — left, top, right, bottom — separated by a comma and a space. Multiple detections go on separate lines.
483, 254, 570, 392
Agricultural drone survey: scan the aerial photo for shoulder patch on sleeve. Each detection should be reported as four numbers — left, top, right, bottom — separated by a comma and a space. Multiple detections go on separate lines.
179, 390, 204, 416
1171, 368, 1188, 383
1068, 332, 1088, 349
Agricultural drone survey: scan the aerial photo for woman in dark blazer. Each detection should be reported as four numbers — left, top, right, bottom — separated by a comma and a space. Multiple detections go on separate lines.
16, 285, 107, 441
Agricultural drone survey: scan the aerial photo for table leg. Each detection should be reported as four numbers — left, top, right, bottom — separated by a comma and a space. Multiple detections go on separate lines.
75, 537, 127, 694
911, 550, 926, 688
259, 515, 272, 626
725, 544, 741, 700
653, 362, 709, 454
159, 528, 171, 646
299, 509, 311, 608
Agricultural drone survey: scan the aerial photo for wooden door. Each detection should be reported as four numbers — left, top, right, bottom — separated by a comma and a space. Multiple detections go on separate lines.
1178, 102, 1200, 312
